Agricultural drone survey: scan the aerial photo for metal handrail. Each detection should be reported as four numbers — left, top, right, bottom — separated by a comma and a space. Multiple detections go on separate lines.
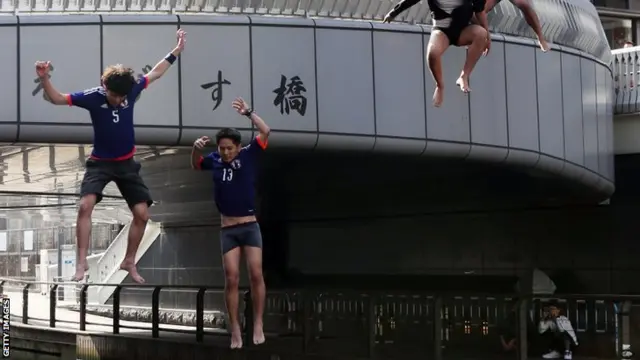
611, 46, 640, 114
0, 0, 405, 19
0, 0, 615, 71
0, 278, 252, 343
3, 277, 639, 358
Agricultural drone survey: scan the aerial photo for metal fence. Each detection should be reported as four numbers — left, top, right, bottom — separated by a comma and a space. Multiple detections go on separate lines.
2, 277, 638, 359
612, 46, 640, 115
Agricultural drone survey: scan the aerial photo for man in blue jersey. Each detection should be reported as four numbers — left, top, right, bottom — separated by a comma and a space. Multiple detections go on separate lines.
191, 97, 270, 349
35, 29, 186, 284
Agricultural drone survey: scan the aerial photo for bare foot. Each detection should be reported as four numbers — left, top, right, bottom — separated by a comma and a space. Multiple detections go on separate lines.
230, 323, 243, 349
70, 265, 87, 282
538, 38, 549, 52
433, 86, 444, 107
119, 261, 145, 284
253, 322, 265, 345
456, 76, 470, 93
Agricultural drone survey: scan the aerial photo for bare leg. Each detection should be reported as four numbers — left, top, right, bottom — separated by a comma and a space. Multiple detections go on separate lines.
512, 0, 548, 51
427, 30, 450, 107
118, 202, 149, 284
455, 25, 488, 93
72, 195, 95, 281
244, 246, 266, 345
223, 247, 243, 349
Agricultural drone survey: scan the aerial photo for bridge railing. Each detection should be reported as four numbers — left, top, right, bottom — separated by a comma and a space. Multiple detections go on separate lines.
0, 0, 404, 21
0, 279, 251, 341
0, 0, 613, 65
612, 46, 640, 115
2, 277, 638, 359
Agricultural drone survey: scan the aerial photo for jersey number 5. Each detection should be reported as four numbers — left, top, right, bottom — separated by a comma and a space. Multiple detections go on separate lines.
222, 168, 233, 182
112, 110, 120, 123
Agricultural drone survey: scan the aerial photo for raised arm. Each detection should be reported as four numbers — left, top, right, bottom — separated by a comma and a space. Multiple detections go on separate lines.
382, 0, 421, 23
35, 61, 66, 105
232, 97, 271, 145
36, 61, 101, 109
192, 136, 214, 170
146, 29, 186, 86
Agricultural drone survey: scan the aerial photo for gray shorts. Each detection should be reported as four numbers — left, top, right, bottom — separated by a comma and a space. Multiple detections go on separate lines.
81, 158, 152, 209
220, 222, 263, 255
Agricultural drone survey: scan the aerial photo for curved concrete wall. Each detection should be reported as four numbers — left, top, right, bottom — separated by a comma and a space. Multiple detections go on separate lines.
5, 0, 611, 62
0, 15, 613, 195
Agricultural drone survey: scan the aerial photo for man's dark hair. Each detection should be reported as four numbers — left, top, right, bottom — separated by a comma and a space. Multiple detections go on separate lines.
102, 64, 136, 96
216, 128, 242, 145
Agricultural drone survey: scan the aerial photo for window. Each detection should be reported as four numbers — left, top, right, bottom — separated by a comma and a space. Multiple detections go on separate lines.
23, 230, 33, 251
0, 232, 6, 252
601, 17, 633, 49
594, 0, 628, 9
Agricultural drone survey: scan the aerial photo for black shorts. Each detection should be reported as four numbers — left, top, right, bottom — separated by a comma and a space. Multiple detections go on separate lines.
433, 7, 474, 46
220, 222, 263, 255
80, 158, 153, 209
434, 25, 465, 46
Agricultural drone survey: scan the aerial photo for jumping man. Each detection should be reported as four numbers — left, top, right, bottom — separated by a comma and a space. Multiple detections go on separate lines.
383, 0, 549, 52
191, 97, 270, 349
384, 0, 490, 106
36, 29, 187, 284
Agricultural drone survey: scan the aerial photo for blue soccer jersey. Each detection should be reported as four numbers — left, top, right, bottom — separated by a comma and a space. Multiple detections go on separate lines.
198, 136, 267, 217
65, 75, 148, 160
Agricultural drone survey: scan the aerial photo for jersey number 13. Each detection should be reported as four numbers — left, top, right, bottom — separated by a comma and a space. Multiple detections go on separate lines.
222, 168, 233, 182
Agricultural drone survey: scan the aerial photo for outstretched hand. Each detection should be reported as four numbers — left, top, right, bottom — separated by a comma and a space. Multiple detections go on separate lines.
176, 29, 187, 52
35, 61, 52, 78
193, 136, 210, 149
232, 97, 251, 115
382, 13, 394, 23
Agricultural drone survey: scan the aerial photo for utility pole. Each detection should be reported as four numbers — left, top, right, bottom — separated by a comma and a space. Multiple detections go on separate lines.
56, 178, 64, 301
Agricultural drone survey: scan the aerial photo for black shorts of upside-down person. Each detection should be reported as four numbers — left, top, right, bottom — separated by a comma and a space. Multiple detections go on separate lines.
386, 0, 486, 46
431, 4, 474, 45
